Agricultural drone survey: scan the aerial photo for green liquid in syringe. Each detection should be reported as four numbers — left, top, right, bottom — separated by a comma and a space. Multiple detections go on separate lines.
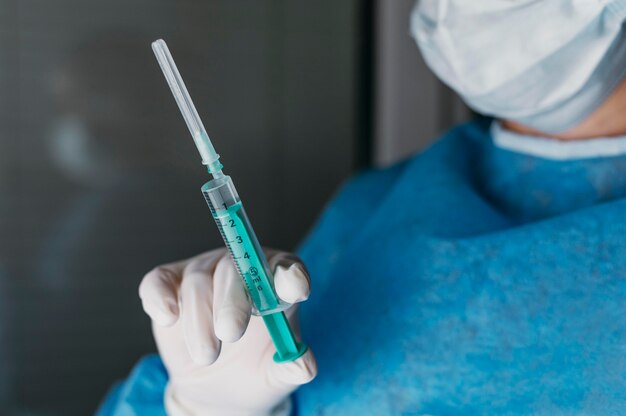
212, 202, 280, 314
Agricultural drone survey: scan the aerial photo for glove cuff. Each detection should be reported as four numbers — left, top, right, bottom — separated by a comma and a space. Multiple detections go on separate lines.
164, 382, 293, 416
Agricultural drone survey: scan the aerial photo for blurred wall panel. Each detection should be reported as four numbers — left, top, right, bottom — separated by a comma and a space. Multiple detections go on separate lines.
373, 0, 470, 167
279, 2, 359, 245
0, 0, 17, 411
2, 1, 360, 414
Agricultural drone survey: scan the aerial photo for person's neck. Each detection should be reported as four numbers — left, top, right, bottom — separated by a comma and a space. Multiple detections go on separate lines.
503, 77, 626, 141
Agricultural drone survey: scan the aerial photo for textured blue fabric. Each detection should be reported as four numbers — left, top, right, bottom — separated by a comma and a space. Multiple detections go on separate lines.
296, 119, 626, 415
99, 119, 626, 415
96, 355, 167, 416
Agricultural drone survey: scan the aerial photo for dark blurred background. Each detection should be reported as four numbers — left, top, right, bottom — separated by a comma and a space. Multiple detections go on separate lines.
0, 0, 468, 414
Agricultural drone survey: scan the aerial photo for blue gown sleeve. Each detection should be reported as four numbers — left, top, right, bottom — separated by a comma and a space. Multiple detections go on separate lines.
96, 354, 168, 416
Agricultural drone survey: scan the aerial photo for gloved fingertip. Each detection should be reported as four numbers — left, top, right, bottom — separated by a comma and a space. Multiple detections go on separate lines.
270, 349, 317, 386
275, 264, 310, 304
214, 308, 249, 342
166, 298, 180, 316
190, 345, 221, 366
141, 299, 179, 327
139, 267, 181, 326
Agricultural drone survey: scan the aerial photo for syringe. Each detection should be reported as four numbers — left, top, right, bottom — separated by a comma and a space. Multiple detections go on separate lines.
151, 39, 307, 363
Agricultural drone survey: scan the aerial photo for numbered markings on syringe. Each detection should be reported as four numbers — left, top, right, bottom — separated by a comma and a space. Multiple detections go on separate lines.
249, 267, 263, 291
218, 212, 270, 310
221, 217, 256, 279
221, 218, 252, 264
233, 242, 263, 293
220, 216, 245, 258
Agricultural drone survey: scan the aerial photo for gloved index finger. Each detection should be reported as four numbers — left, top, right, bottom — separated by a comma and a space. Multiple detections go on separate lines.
139, 258, 188, 326
212, 254, 252, 343
179, 252, 224, 365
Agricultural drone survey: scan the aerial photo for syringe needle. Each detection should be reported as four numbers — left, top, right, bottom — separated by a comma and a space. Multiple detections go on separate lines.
151, 39, 222, 174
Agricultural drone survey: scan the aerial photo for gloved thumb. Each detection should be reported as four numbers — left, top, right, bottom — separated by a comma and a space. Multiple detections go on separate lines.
267, 349, 317, 388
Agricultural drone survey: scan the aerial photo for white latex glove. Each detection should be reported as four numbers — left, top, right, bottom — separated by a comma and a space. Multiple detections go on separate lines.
139, 248, 317, 416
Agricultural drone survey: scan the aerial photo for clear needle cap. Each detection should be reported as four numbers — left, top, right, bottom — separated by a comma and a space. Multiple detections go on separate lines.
152, 39, 221, 170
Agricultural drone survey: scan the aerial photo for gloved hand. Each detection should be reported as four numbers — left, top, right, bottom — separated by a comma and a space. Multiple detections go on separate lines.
138, 248, 317, 416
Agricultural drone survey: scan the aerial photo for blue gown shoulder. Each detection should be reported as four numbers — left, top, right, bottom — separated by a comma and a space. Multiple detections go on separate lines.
96, 355, 167, 416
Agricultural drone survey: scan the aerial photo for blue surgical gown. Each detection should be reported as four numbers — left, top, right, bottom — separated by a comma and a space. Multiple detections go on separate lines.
99, 119, 626, 415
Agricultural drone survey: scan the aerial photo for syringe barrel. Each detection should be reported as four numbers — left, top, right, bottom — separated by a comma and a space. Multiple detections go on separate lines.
202, 176, 307, 362
201, 176, 289, 315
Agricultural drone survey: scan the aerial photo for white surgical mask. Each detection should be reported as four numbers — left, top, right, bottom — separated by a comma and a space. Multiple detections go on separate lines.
411, 0, 626, 133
